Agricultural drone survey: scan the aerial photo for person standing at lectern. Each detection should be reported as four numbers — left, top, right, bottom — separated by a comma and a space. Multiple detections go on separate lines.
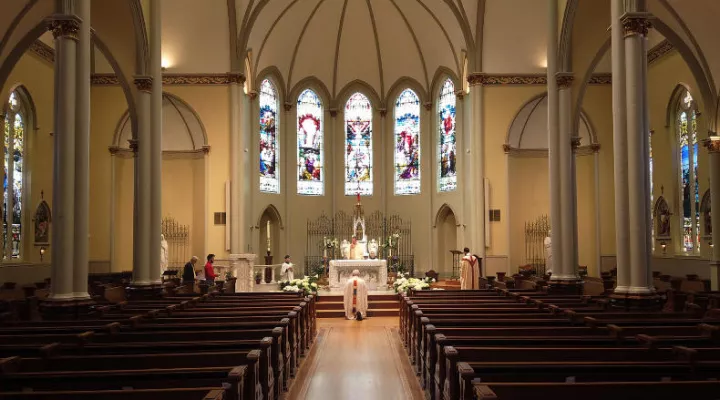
281, 255, 294, 281
343, 269, 368, 320
460, 247, 480, 290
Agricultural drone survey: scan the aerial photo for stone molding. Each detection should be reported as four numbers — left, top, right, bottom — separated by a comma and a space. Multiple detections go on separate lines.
49, 18, 80, 41
133, 76, 153, 92
92, 73, 247, 86
555, 73, 574, 89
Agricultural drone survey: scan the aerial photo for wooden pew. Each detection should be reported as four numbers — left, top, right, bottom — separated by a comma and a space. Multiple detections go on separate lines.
472, 381, 720, 400
0, 387, 227, 400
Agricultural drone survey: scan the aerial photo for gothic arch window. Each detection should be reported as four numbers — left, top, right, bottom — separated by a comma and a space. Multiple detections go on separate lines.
344, 92, 373, 196
297, 89, 323, 196
394, 89, 421, 195
438, 79, 457, 192
259, 79, 279, 193
3, 89, 28, 259
677, 89, 699, 252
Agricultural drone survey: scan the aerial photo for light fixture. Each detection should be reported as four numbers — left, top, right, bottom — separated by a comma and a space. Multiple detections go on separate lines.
161, 57, 171, 70
660, 241, 667, 254
40, 246, 46, 262
710, 241, 714, 249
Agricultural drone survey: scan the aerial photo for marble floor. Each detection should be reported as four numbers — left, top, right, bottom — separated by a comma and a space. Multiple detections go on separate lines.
286, 317, 424, 400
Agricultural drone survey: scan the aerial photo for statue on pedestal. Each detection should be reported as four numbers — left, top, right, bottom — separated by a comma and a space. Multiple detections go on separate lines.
368, 239, 378, 259
340, 239, 351, 260
544, 229, 553, 275
160, 234, 169, 274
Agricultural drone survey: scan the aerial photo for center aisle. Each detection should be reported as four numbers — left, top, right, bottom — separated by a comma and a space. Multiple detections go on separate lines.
287, 317, 424, 400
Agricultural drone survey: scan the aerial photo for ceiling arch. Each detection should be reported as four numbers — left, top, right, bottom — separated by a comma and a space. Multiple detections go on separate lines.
240, 0, 473, 101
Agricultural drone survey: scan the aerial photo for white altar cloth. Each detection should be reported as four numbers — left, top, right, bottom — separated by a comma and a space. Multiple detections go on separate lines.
329, 259, 387, 290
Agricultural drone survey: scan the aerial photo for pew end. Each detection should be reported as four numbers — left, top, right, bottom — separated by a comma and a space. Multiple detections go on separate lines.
474, 384, 499, 400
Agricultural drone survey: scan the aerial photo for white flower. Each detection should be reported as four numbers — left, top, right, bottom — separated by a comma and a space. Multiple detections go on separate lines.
311, 283, 318, 288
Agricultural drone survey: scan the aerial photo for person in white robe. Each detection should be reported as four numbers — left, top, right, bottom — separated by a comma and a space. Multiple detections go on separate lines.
281, 255, 294, 281
343, 269, 369, 320
460, 247, 481, 290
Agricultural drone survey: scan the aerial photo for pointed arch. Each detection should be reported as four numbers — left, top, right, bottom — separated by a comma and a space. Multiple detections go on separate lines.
434, 203, 457, 227
256, 204, 284, 230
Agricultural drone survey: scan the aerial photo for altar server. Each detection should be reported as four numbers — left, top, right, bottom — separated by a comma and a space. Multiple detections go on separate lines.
281, 255, 294, 281
343, 269, 369, 320
460, 247, 481, 290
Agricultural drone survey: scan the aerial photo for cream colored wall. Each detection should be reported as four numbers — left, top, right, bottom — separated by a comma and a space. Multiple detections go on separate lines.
647, 51, 709, 273
1, 52, 54, 268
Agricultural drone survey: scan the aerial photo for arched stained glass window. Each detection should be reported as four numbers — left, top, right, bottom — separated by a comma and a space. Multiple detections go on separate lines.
297, 89, 323, 196
259, 79, 279, 193
394, 89, 421, 195
344, 93, 373, 196
438, 79, 457, 192
678, 90, 699, 252
3, 91, 25, 259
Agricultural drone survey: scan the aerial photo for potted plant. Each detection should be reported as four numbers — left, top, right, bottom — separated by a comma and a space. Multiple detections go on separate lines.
225, 271, 237, 293
255, 272, 262, 285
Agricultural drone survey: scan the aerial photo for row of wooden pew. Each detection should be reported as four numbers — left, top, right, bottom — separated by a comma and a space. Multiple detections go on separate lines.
0, 291, 317, 400
400, 288, 720, 400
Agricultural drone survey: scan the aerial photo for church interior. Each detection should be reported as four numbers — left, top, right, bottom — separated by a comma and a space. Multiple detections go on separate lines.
3, 0, 720, 399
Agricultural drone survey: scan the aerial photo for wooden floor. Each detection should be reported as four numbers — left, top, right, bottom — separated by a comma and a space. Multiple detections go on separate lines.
286, 317, 424, 400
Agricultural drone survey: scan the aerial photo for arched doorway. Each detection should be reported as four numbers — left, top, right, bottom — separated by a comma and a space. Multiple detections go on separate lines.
257, 205, 283, 267
435, 204, 458, 278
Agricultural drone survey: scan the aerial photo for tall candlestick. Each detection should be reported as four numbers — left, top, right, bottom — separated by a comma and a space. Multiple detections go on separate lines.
266, 221, 271, 251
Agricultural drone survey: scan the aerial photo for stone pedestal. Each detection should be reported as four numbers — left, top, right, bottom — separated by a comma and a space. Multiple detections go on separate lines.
329, 259, 387, 290
609, 292, 662, 311
230, 253, 257, 292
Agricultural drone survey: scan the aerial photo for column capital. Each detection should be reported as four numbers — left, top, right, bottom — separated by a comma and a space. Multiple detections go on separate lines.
590, 143, 601, 153
49, 16, 81, 41
127, 139, 138, 153
248, 90, 258, 100
703, 135, 720, 153
423, 102, 432, 111
379, 108, 387, 117
467, 73, 484, 87
329, 108, 338, 118
455, 90, 465, 100
284, 102, 293, 112
227, 72, 246, 84
571, 136, 582, 150
621, 12, 653, 37
555, 73, 574, 89
133, 76, 153, 92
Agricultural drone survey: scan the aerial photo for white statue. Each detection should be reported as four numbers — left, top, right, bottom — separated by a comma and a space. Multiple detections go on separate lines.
367, 239, 379, 258
160, 234, 169, 275
340, 239, 351, 260
544, 229, 553, 274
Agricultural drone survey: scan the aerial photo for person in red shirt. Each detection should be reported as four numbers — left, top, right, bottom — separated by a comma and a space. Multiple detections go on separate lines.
204, 254, 217, 285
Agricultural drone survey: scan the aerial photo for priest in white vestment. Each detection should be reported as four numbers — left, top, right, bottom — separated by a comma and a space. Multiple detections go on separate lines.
460, 247, 480, 290
281, 255, 294, 281
343, 269, 369, 320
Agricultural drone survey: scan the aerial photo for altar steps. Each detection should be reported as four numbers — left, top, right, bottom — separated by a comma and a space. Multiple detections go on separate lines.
315, 294, 400, 318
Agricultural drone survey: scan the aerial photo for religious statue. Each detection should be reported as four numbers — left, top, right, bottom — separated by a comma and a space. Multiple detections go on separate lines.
33, 197, 51, 244
340, 239, 351, 260
544, 230, 553, 275
160, 234, 169, 274
655, 197, 671, 238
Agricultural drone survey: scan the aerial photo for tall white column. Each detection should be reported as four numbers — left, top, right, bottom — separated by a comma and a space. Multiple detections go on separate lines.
469, 77, 486, 259
5, 111, 15, 259
611, 0, 631, 294
73, 0, 90, 299
547, 0, 563, 281
132, 77, 152, 286
229, 74, 245, 253
623, 9, 654, 295
48, 16, 79, 300
557, 73, 578, 281
149, 0, 162, 284
704, 137, 720, 290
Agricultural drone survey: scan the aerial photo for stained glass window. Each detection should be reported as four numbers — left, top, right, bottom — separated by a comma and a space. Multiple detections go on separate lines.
679, 90, 699, 252
438, 79, 457, 192
344, 93, 373, 196
394, 89, 421, 195
297, 89, 323, 196
3, 91, 24, 259
259, 79, 279, 193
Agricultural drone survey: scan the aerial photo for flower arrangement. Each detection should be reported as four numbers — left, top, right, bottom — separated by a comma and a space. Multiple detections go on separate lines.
279, 275, 319, 296
381, 233, 401, 250
393, 272, 435, 294
323, 237, 339, 249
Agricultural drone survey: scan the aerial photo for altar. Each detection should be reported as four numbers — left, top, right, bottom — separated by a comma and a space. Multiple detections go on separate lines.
329, 259, 387, 290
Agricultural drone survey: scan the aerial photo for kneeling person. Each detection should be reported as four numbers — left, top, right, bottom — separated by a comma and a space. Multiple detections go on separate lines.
343, 269, 369, 320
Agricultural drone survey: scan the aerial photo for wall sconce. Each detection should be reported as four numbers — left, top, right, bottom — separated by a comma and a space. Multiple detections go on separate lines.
660, 241, 667, 254
710, 241, 714, 249
40, 246, 46, 262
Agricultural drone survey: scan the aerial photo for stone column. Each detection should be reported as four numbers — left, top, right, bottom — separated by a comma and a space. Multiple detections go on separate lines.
46, 16, 79, 305
547, 0, 563, 282
611, 0, 631, 295
229, 73, 245, 253
556, 73, 580, 288
131, 77, 153, 288
623, 9, 656, 299
704, 136, 720, 290
149, 0, 162, 285
464, 78, 486, 260
73, 0, 91, 300
230, 253, 257, 292
5, 110, 15, 259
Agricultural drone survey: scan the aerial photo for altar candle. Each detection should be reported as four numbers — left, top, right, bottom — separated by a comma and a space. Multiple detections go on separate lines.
266, 221, 271, 251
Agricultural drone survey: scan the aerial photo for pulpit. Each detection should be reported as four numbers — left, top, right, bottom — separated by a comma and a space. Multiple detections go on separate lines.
229, 253, 257, 292
329, 259, 387, 290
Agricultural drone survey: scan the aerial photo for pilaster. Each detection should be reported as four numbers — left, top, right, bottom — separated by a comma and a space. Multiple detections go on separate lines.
704, 135, 720, 290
